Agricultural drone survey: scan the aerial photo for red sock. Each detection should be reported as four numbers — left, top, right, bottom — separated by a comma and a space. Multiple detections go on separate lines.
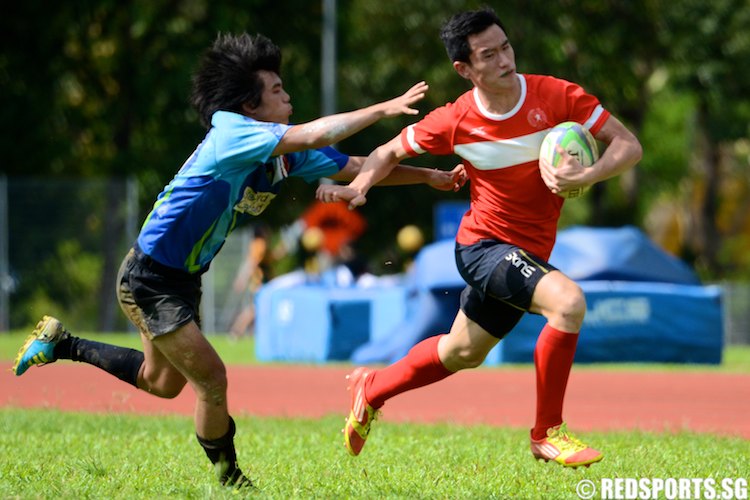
531, 324, 579, 441
365, 334, 453, 409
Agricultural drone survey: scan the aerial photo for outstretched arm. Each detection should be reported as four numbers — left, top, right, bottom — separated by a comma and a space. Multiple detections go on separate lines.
330, 156, 466, 192
272, 82, 428, 156
316, 135, 410, 208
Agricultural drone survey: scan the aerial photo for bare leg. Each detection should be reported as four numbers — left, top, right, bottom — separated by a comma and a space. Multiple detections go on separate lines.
149, 321, 229, 439
137, 332, 187, 398
437, 310, 499, 372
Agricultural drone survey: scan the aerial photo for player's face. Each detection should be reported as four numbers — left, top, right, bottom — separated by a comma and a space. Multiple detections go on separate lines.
457, 24, 516, 92
245, 70, 293, 124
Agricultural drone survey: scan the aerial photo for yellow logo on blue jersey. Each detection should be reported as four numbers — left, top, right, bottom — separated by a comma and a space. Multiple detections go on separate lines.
234, 187, 277, 216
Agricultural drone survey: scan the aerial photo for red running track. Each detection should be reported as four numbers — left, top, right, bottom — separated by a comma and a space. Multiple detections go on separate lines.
2, 363, 748, 439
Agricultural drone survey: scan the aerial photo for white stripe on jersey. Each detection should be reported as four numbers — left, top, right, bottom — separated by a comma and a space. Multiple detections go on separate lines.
583, 105, 605, 131
454, 129, 550, 170
405, 124, 425, 154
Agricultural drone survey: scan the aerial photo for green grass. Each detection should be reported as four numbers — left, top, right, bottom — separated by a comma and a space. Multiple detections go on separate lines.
0, 330, 259, 366
1, 330, 749, 372
1, 409, 748, 499
1, 331, 749, 497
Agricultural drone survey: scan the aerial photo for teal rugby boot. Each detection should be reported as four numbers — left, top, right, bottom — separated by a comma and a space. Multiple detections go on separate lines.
12, 316, 69, 376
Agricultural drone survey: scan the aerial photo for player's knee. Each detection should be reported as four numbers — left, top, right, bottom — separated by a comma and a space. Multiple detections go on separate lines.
158, 381, 187, 399
458, 353, 486, 369
445, 344, 488, 370
548, 281, 586, 329
142, 367, 187, 399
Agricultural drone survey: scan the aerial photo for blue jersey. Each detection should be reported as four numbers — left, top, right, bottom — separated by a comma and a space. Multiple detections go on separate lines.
137, 111, 348, 273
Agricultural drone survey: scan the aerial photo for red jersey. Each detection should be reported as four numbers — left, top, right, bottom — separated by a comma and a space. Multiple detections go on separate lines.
401, 74, 609, 260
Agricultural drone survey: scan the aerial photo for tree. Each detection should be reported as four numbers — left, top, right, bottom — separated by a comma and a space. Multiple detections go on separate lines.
658, 0, 750, 275
1, 0, 328, 329
335, 0, 666, 265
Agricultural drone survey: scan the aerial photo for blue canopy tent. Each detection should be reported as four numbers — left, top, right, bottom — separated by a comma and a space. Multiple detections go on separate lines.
255, 226, 723, 364
488, 226, 723, 364
350, 239, 463, 364
546, 225, 700, 285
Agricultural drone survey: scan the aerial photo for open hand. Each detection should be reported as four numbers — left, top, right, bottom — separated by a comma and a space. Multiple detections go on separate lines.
380, 81, 429, 117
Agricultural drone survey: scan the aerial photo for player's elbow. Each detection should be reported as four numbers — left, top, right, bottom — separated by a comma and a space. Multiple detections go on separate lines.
374, 137, 407, 164
298, 134, 332, 150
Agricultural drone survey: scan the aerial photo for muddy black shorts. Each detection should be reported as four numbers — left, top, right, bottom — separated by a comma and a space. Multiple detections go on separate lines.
455, 240, 557, 339
116, 246, 202, 339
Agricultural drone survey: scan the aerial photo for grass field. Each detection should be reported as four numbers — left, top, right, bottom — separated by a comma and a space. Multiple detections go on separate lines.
2, 331, 749, 498
2, 330, 750, 371
1, 409, 748, 499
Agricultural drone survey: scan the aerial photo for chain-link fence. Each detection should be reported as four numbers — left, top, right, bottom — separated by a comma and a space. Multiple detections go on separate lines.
0, 176, 259, 335
0, 176, 138, 332
1, 176, 749, 343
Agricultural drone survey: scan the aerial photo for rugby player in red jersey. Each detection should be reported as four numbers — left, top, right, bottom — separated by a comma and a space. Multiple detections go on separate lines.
317, 7, 642, 468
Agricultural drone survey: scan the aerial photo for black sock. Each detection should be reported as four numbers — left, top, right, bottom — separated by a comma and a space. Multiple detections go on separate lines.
196, 417, 252, 487
53, 336, 144, 388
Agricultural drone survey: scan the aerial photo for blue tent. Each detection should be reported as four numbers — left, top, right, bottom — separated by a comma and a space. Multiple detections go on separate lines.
255, 226, 724, 364
351, 240, 463, 364
548, 226, 700, 285
491, 226, 723, 364
355, 226, 723, 365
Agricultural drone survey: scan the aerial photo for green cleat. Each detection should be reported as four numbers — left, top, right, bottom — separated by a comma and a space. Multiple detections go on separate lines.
12, 316, 69, 376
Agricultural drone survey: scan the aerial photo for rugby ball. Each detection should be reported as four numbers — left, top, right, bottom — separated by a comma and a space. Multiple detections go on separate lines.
539, 121, 599, 199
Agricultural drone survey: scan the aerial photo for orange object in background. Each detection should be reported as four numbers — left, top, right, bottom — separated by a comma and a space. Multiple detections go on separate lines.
301, 201, 366, 256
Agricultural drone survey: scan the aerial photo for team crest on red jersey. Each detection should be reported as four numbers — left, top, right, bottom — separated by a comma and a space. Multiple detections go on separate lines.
527, 108, 550, 129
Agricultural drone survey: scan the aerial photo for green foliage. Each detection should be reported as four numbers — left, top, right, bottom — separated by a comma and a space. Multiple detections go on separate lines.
0, 0, 326, 227
2, 0, 750, 284
0, 409, 748, 498
7, 179, 132, 330
12, 238, 101, 327
20, 241, 103, 328
638, 88, 694, 197
719, 235, 750, 280
660, 0, 750, 142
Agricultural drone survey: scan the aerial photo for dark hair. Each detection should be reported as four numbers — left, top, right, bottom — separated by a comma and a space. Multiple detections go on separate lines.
190, 33, 282, 128
439, 8, 506, 63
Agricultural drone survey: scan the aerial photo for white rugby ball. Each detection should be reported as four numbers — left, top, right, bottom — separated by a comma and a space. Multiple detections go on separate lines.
539, 121, 599, 199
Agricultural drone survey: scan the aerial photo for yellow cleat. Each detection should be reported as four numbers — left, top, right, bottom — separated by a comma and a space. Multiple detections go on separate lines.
12, 316, 69, 376
530, 423, 603, 468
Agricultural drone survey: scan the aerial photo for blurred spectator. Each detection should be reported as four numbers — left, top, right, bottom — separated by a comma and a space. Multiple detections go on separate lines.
228, 225, 272, 339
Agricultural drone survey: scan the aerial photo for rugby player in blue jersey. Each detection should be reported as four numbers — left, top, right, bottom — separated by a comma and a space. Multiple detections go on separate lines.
12, 33, 466, 489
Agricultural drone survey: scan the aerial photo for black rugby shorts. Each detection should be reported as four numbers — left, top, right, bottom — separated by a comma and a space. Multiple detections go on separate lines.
455, 239, 557, 339
116, 247, 202, 338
